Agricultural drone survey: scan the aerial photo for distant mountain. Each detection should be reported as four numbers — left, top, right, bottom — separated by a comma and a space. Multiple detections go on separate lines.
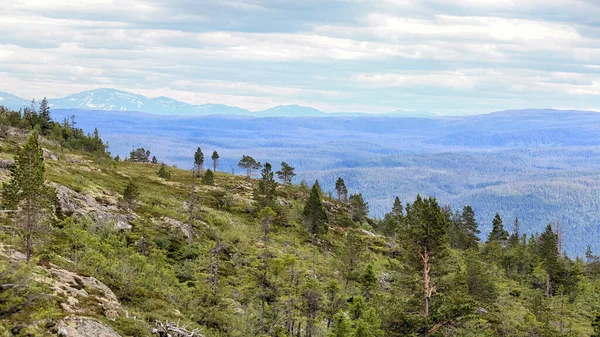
46, 88, 250, 116
0, 92, 29, 111
255, 105, 326, 117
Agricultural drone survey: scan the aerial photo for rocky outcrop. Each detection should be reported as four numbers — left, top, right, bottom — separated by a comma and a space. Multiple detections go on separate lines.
43, 148, 58, 161
58, 316, 122, 337
43, 266, 122, 318
55, 184, 134, 230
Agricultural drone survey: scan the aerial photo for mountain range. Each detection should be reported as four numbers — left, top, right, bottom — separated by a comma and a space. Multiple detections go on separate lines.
0, 88, 436, 117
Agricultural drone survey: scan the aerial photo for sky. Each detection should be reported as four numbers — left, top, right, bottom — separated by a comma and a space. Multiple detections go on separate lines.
1, 0, 600, 115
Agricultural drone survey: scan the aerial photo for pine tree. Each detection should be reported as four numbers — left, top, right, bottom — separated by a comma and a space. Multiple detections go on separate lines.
211, 151, 219, 171
254, 163, 276, 209
404, 195, 449, 324
487, 213, 508, 244
276, 161, 296, 184
1, 131, 56, 261
202, 168, 214, 185
539, 224, 559, 297
194, 147, 204, 176
335, 178, 348, 202
238, 155, 261, 180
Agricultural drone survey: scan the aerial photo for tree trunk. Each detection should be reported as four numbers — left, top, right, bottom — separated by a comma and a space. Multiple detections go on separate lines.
419, 247, 434, 336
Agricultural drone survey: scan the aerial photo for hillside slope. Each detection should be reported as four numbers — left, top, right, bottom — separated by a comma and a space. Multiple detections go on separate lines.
1, 121, 600, 337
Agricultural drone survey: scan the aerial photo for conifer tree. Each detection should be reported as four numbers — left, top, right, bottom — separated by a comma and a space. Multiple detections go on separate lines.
360, 264, 377, 301
349, 194, 368, 223
329, 312, 352, 337
1, 131, 56, 261
458, 205, 480, 250
508, 217, 521, 247
211, 151, 219, 171
304, 181, 328, 277
539, 224, 559, 297
123, 180, 140, 210
238, 155, 261, 180
194, 147, 204, 176
335, 178, 348, 202
392, 197, 403, 216
487, 213, 509, 244
276, 161, 296, 184
38, 97, 52, 134
404, 195, 449, 325
157, 163, 171, 179
254, 163, 276, 209
202, 168, 214, 185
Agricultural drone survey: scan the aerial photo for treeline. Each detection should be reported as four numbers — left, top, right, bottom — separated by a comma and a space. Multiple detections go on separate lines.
0, 101, 107, 155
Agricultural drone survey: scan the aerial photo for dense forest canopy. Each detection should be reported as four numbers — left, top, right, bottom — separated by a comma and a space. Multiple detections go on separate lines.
1, 104, 600, 337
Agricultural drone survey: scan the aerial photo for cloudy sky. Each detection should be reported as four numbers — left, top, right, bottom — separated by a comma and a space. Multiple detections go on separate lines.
1, 0, 599, 114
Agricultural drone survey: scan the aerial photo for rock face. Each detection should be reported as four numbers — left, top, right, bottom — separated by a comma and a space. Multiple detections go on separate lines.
43, 266, 122, 317
55, 184, 134, 230
58, 316, 122, 337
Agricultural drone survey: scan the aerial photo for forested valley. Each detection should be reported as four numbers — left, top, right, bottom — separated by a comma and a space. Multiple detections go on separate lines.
1, 102, 600, 337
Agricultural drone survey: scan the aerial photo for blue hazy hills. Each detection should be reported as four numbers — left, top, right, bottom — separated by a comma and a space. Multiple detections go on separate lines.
2, 88, 599, 256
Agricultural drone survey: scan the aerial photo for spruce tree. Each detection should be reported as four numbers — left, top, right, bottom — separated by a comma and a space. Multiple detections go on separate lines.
329, 312, 352, 337
157, 163, 171, 179
304, 181, 328, 277
487, 213, 508, 244
539, 224, 559, 297
349, 193, 368, 223
211, 151, 219, 171
392, 197, 403, 216
38, 97, 52, 134
1, 131, 56, 261
203, 168, 214, 185
458, 205, 480, 250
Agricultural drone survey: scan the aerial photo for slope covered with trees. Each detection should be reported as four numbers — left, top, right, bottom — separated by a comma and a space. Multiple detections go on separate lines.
1, 104, 600, 337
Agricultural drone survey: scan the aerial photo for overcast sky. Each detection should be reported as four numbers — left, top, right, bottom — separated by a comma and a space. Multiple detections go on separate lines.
1, 0, 600, 114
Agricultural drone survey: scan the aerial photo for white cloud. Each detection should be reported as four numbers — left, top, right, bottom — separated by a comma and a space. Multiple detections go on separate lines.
0, 0, 599, 114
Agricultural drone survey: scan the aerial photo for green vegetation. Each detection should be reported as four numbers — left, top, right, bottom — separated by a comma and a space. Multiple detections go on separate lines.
1, 105, 600, 336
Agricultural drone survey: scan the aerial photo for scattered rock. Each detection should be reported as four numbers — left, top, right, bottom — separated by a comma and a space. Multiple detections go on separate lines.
43, 148, 58, 161
58, 316, 122, 337
43, 266, 122, 317
0, 159, 14, 170
160, 217, 195, 239
54, 184, 134, 230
